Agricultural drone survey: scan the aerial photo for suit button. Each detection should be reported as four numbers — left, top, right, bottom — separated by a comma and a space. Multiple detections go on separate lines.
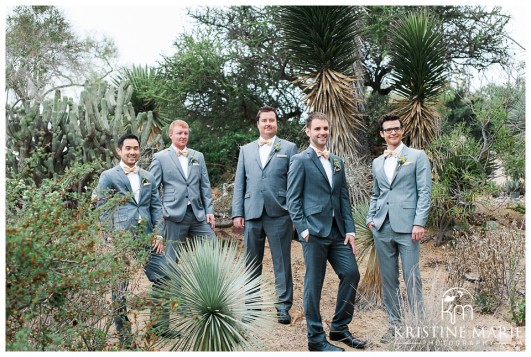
390, 188, 392, 190
387, 202, 389, 205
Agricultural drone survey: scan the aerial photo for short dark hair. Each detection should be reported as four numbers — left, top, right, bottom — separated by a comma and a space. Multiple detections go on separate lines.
256, 106, 278, 122
378, 113, 403, 130
306, 112, 328, 128
117, 133, 140, 149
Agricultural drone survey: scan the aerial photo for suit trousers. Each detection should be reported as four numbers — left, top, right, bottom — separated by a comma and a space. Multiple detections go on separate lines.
301, 221, 360, 343
164, 205, 216, 262
244, 212, 293, 311
373, 216, 424, 327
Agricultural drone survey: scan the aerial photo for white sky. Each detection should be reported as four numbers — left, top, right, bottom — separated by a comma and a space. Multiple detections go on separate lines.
5, 0, 526, 70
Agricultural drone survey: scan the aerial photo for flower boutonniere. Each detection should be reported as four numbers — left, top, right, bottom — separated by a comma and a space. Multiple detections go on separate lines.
271, 142, 282, 155
189, 153, 199, 165
333, 158, 341, 173
141, 173, 150, 185
397, 155, 413, 168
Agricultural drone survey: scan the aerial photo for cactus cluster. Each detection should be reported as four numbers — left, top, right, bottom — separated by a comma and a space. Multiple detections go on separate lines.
6, 80, 164, 186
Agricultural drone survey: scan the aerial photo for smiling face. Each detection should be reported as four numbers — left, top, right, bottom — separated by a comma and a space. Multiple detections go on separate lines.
257, 110, 278, 140
169, 125, 189, 150
306, 118, 329, 150
380, 119, 404, 150
116, 138, 140, 167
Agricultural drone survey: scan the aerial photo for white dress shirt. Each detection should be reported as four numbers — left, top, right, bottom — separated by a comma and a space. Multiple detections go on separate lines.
258, 135, 276, 168
120, 161, 140, 203
172, 145, 189, 179
384, 142, 404, 184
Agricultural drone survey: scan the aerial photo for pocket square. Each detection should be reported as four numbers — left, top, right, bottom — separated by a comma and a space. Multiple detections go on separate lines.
192, 163, 200, 166
403, 161, 413, 166
276, 154, 288, 158
143, 182, 151, 186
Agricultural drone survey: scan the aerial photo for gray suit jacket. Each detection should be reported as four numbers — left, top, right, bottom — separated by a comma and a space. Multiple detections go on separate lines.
232, 138, 297, 220
366, 145, 432, 233
149, 147, 214, 223
95, 165, 163, 234
287, 147, 355, 239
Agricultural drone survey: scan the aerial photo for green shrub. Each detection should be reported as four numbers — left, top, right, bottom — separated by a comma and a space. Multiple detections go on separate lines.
5, 163, 150, 351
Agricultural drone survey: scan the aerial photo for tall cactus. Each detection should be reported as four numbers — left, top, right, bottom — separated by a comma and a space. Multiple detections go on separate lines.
6, 80, 164, 188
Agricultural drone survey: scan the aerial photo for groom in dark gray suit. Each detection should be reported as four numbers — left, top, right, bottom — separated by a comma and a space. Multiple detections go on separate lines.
95, 133, 170, 347
231, 106, 297, 324
149, 119, 216, 263
287, 112, 366, 351
366, 113, 432, 343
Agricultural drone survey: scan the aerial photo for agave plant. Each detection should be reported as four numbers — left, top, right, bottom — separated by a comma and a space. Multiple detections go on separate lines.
388, 11, 448, 149
151, 238, 276, 351
279, 6, 366, 158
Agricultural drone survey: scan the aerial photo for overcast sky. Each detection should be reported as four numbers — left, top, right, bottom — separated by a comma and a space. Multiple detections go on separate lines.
39, 1, 529, 70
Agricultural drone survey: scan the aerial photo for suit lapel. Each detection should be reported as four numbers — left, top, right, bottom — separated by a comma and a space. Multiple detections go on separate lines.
263, 138, 280, 169
116, 165, 133, 193
308, 148, 330, 189
168, 148, 187, 180
375, 156, 390, 187
186, 149, 196, 179
391, 145, 409, 183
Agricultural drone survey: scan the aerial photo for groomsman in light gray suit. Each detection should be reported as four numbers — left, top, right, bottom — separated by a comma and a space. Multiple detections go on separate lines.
95, 133, 170, 347
366, 113, 432, 344
231, 106, 297, 324
149, 120, 216, 264
287, 112, 366, 352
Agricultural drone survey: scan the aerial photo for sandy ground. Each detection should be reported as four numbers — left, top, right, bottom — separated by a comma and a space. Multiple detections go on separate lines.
127, 197, 525, 352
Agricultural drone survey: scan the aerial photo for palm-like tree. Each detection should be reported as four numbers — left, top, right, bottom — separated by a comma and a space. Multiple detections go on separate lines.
388, 11, 448, 149
279, 6, 366, 159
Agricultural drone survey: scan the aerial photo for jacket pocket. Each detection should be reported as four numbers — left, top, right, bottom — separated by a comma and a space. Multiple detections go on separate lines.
304, 204, 322, 216
401, 201, 417, 209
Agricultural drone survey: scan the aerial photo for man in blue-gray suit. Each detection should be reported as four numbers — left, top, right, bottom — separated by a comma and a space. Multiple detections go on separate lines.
95, 133, 170, 347
231, 106, 297, 324
149, 119, 216, 264
366, 113, 432, 344
287, 112, 366, 352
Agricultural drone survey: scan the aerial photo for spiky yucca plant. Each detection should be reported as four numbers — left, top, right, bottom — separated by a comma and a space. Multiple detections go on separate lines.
280, 6, 366, 158
353, 200, 382, 306
153, 238, 276, 351
388, 11, 448, 149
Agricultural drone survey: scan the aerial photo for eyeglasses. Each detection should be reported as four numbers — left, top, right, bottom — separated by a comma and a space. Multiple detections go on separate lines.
382, 127, 402, 134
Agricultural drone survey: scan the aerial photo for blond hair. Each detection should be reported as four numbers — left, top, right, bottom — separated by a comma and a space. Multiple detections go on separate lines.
169, 119, 189, 133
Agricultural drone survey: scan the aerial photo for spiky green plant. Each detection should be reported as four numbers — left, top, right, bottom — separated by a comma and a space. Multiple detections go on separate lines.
153, 238, 276, 351
280, 6, 366, 157
388, 11, 448, 149
113, 65, 170, 134
353, 200, 382, 306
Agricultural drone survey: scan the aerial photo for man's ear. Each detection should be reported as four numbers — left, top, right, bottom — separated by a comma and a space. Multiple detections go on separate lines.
305, 127, 310, 137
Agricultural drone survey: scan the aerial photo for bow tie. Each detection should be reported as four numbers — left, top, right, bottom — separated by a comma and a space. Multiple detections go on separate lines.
258, 139, 272, 146
383, 149, 398, 158
123, 166, 139, 174
316, 150, 330, 160
176, 149, 189, 157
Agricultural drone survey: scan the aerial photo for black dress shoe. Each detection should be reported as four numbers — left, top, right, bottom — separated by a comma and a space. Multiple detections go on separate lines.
308, 340, 345, 351
277, 309, 291, 324
329, 331, 366, 349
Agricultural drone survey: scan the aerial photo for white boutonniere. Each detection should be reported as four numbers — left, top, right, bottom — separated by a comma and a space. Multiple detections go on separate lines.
333, 158, 341, 173
189, 153, 199, 165
141, 173, 150, 186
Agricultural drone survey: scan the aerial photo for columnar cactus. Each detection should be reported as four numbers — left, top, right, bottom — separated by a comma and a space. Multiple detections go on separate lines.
6, 80, 164, 187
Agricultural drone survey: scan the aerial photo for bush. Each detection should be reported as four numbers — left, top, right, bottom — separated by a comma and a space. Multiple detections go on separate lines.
5, 163, 151, 350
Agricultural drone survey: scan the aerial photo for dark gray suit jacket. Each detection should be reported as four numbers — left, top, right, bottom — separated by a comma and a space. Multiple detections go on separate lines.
287, 147, 355, 239
149, 147, 214, 223
231, 138, 297, 220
